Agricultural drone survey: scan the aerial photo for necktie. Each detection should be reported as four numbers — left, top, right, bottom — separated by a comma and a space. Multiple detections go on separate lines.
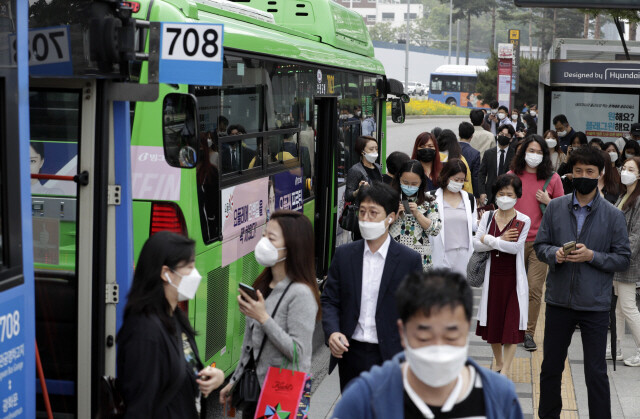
232, 149, 238, 169
499, 149, 505, 175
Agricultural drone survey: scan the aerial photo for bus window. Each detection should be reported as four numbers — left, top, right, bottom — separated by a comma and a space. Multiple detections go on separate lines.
430, 76, 443, 94
220, 138, 259, 173
267, 132, 299, 163
461, 77, 476, 93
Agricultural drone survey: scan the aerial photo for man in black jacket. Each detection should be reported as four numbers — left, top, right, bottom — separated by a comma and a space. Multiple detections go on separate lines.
321, 182, 422, 392
553, 114, 577, 154
478, 124, 515, 205
534, 147, 630, 419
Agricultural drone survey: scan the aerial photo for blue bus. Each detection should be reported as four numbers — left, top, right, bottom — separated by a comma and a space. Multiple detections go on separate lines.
428, 65, 489, 108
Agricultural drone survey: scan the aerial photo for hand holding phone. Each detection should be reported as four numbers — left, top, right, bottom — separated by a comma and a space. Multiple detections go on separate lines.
563, 241, 576, 255
239, 282, 258, 301
402, 199, 411, 214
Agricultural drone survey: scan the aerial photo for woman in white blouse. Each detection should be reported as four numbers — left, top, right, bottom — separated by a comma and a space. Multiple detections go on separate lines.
430, 159, 478, 276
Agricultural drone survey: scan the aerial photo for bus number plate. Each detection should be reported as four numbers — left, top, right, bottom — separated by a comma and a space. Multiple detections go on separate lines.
159, 22, 224, 86
9, 25, 72, 75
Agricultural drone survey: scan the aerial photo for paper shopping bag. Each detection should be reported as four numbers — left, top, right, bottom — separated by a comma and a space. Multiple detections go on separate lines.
254, 366, 312, 419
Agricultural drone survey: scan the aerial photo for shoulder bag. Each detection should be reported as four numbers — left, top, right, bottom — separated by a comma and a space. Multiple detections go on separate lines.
231, 282, 293, 410
466, 211, 494, 288
340, 165, 372, 232
539, 175, 553, 214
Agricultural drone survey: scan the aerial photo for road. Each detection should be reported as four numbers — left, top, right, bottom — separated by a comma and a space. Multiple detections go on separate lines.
385, 116, 469, 158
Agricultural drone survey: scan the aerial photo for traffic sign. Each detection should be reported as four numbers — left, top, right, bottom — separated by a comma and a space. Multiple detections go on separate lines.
509, 29, 520, 94
514, 0, 638, 8
159, 22, 224, 86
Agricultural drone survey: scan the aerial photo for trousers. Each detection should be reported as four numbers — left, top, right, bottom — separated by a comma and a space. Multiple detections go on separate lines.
539, 305, 610, 419
524, 241, 548, 335
337, 340, 383, 392
614, 281, 640, 349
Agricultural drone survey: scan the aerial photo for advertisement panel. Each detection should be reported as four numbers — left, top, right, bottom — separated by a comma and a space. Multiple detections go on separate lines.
270, 168, 304, 218
498, 58, 512, 109
550, 91, 640, 141
221, 178, 268, 266
131, 146, 182, 201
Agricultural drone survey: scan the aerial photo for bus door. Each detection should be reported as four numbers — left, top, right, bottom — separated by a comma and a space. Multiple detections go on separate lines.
313, 97, 337, 279
31, 79, 104, 418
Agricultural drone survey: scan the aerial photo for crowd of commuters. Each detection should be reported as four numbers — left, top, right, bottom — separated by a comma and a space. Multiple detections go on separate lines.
116, 103, 640, 419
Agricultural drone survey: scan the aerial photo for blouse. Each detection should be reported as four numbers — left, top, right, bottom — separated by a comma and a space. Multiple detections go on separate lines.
390, 199, 442, 271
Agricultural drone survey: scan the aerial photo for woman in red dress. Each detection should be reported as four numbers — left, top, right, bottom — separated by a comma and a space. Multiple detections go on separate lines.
473, 174, 531, 377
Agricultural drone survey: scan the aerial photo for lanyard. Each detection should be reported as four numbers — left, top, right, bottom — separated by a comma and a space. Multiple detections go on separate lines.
402, 364, 464, 419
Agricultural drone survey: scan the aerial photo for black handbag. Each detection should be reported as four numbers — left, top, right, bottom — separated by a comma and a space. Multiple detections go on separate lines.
231, 282, 293, 409
339, 201, 358, 231
97, 376, 125, 418
467, 211, 494, 288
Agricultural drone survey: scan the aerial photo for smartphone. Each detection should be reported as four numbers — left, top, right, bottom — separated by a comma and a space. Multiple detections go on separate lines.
563, 241, 577, 254
402, 199, 411, 214
513, 220, 525, 235
239, 282, 258, 301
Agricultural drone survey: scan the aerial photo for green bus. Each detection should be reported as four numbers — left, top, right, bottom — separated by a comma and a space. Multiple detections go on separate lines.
128, 0, 405, 375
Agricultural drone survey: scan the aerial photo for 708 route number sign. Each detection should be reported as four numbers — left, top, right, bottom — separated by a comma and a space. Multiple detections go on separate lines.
159, 22, 224, 86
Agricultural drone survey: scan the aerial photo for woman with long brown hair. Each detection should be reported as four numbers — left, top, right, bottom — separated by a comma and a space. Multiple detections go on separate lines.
219, 210, 320, 418
411, 132, 442, 191
611, 156, 640, 366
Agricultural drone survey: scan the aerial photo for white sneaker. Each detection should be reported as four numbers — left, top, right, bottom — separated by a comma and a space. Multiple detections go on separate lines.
606, 345, 623, 361
624, 350, 640, 367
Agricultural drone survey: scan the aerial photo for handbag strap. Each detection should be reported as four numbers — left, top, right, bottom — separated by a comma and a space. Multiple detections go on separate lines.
486, 210, 494, 229
254, 281, 294, 364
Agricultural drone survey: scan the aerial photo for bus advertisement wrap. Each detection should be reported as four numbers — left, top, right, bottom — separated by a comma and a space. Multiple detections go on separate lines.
271, 168, 304, 215
550, 91, 639, 140
221, 178, 268, 266
131, 146, 182, 201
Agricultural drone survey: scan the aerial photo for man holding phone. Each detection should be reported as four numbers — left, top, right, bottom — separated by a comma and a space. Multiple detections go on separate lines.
534, 147, 630, 419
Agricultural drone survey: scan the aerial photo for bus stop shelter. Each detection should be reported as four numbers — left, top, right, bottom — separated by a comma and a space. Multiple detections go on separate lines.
538, 60, 640, 141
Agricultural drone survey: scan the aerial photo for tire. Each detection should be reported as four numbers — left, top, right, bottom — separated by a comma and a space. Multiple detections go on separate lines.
446, 98, 457, 106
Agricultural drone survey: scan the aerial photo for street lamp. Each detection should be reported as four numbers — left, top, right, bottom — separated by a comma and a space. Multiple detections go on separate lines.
405, 0, 410, 93
448, 0, 452, 64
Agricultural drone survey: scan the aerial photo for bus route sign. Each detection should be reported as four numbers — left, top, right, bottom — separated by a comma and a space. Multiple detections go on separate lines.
159, 23, 224, 86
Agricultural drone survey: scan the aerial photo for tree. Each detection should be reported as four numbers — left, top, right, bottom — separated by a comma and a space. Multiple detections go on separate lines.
475, 50, 541, 111
368, 22, 400, 43
440, 0, 492, 64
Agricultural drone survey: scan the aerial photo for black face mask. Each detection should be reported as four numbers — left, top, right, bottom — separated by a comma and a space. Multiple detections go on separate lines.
497, 135, 511, 147
572, 177, 599, 195
417, 148, 436, 163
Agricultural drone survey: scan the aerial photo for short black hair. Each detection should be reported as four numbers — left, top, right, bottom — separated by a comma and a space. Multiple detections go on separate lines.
431, 127, 443, 140
459, 122, 474, 140
492, 173, 522, 198
568, 144, 605, 172
227, 124, 246, 135
395, 269, 473, 323
623, 139, 640, 156
589, 138, 605, 150
469, 109, 484, 126
355, 135, 377, 157
498, 105, 509, 113
490, 100, 499, 108
498, 124, 515, 137
357, 181, 399, 216
552, 114, 568, 125
386, 151, 411, 177
30, 141, 45, 159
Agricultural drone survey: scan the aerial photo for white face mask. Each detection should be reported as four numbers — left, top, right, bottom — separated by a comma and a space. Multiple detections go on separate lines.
557, 130, 567, 137
364, 152, 378, 164
404, 337, 468, 388
254, 237, 286, 267
609, 152, 618, 163
496, 196, 517, 211
447, 180, 464, 193
207, 138, 213, 148
545, 138, 557, 149
359, 217, 391, 241
165, 268, 202, 302
525, 152, 543, 168
490, 108, 498, 115
497, 112, 506, 120
530, 111, 537, 117
626, 153, 635, 160
621, 170, 638, 186
511, 114, 518, 121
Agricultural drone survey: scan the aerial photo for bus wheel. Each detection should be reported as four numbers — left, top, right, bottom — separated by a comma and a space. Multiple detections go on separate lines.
446, 98, 457, 106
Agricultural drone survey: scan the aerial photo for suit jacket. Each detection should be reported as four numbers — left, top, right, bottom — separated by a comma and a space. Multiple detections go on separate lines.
459, 142, 481, 197
321, 237, 423, 373
478, 146, 515, 204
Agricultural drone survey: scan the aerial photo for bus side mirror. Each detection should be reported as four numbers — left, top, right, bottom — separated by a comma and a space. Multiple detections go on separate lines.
162, 93, 199, 168
391, 98, 406, 124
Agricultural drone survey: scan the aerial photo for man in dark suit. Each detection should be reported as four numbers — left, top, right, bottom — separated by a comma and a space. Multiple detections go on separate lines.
458, 121, 481, 197
321, 182, 423, 392
478, 124, 515, 205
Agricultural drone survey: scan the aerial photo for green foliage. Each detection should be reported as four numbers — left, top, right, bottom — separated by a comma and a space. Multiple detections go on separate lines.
475, 50, 541, 111
368, 22, 401, 43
